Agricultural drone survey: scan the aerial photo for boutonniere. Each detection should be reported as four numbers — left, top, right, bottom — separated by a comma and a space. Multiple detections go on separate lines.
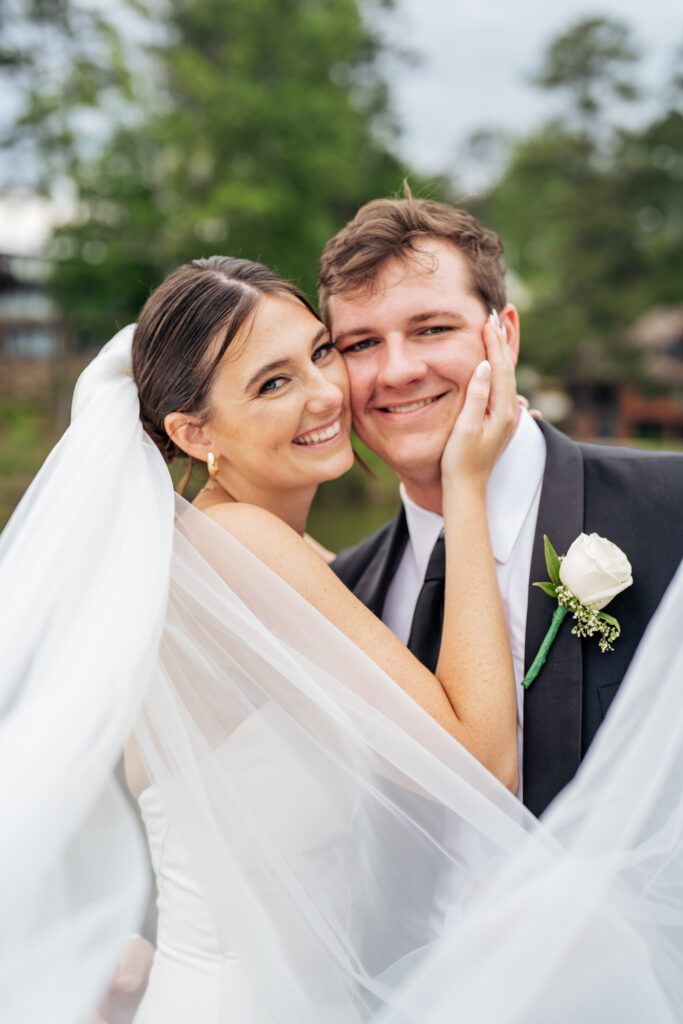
522, 533, 633, 689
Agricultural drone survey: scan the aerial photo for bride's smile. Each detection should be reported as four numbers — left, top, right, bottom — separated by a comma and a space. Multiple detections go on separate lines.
166, 290, 354, 531
292, 416, 343, 446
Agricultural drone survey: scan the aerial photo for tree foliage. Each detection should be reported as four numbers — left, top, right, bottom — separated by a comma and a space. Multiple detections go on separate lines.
471, 17, 682, 383
612, 109, 683, 312
45, 0, 413, 339
532, 16, 640, 129
0, 0, 136, 189
5, 6, 678, 392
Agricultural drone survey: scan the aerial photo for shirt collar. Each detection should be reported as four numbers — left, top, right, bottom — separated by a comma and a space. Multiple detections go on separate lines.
401, 408, 547, 576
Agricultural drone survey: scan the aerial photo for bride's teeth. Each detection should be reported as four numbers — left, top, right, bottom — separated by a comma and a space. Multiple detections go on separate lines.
385, 397, 436, 413
294, 420, 341, 445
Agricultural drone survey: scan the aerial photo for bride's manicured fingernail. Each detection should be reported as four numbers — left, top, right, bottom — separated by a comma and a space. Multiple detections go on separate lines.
475, 360, 491, 381
489, 309, 501, 329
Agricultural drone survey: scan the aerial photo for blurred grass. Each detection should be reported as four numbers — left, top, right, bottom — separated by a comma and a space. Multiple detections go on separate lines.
2, 399, 682, 547
606, 437, 683, 451
0, 399, 57, 527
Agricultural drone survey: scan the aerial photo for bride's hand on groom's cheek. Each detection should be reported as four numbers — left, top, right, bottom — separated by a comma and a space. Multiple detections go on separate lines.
440, 315, 518, 484
90, 935, 155, 1024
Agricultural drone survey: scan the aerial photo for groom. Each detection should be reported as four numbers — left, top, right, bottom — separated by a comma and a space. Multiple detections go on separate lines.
320, 191, 683, 816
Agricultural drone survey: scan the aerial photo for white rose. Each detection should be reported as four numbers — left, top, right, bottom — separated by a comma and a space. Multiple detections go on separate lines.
559, 533, 633, 610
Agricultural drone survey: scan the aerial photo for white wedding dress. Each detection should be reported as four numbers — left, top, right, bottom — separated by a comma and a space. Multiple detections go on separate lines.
2, 325, 683, 1024
135, 783, 234, 1023
134, 705, 360, 1024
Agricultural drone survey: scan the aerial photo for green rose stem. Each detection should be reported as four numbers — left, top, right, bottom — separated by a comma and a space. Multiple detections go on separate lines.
521, 604, 569, 690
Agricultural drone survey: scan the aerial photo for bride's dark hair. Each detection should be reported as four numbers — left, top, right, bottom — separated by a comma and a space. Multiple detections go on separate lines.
132, 255, 319, 467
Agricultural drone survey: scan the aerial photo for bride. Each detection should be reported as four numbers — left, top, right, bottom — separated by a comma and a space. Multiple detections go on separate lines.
1, 256, 682, 1024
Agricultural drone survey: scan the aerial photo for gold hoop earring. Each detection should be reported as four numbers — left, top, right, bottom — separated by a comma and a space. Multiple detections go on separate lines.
207, 451, 219, 477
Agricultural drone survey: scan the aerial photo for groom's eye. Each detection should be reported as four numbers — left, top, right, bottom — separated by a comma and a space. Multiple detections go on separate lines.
420, 325, 452, 336
342, 338, 378, 354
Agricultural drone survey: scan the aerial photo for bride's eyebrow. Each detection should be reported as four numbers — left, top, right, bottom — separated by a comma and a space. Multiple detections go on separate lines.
244, 327, 329, 391
245, 358, 290, 392
310, 326, 329, 347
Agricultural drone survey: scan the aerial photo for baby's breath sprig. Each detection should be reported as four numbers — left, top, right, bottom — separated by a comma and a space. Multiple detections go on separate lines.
555, 585, 621, 653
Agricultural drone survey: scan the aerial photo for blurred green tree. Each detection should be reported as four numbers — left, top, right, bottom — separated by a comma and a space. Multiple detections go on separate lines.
470, 17, 682, 384
532, 15, 640, 132
46, 0, 412, 339
479, 122, 644, 380
612, 108, 683, 313
0, 0, 135, 190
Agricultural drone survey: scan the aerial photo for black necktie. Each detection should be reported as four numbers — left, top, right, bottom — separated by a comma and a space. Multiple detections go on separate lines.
407, 533, 446, 673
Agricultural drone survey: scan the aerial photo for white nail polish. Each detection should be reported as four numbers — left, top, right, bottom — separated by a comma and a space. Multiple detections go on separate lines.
475, 360, 491, 381
489, 309, 501, 329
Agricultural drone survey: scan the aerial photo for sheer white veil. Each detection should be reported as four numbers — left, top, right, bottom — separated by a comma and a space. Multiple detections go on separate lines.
1, 326, 682, 1023
0, 326, 170, 1022
380, 553, 683, 1022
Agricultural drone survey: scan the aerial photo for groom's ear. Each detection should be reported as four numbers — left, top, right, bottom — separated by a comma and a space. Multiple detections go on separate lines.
164, 412, 213, 461
499, 304, 520, 363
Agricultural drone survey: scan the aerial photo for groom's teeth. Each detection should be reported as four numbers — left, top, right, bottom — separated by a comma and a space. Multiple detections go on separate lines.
294, 420, 341, 445
385, 397, 437, 413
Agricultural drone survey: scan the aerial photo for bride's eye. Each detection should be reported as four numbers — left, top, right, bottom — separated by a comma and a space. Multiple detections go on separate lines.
259, 375, 288, 395
312, 340, 336, 363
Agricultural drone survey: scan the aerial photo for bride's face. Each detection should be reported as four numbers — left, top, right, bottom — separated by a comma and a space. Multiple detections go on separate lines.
205, 293, 353, 499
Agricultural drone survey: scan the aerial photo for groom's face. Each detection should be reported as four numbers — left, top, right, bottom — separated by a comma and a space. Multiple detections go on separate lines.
328, 239, 519, 499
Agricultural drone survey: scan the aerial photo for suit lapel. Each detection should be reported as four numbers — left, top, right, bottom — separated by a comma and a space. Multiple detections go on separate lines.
523, 421, 584, 817
351, 506, 409, 618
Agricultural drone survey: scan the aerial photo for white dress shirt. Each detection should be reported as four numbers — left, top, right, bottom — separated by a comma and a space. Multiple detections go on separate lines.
382, 409, 547, 795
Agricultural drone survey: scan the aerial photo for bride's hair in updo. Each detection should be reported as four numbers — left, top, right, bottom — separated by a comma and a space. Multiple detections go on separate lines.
132, 255, 319, 465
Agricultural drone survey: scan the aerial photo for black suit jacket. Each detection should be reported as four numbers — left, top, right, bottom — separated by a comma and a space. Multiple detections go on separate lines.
332, 421, 683, 816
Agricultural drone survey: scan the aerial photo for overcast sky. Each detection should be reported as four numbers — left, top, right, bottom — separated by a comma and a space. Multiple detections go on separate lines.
2, 0, 681, 253
384, 0, 681, 180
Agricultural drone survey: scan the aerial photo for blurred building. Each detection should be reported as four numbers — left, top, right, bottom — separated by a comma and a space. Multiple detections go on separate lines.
562, 307, 683, 442
0, 254, 65, 399
619, 307, 683, 440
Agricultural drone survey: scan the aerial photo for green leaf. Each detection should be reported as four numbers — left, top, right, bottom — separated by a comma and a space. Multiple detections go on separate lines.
534, 581, 559, 598
543, 535, 562, 587
598, 611, 620, 629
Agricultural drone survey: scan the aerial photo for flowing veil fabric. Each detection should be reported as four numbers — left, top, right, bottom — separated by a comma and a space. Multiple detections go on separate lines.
1, 328, 682, 1023
0, 326, 170, 1022
380, 551, 683, 1023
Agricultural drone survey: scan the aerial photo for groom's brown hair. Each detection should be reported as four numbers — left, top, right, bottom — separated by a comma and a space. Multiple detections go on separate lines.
318, 184, 506, 321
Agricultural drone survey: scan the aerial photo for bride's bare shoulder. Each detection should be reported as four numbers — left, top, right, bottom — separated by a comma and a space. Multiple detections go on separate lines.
199, 501, 319, 576
202, 500, 295, 538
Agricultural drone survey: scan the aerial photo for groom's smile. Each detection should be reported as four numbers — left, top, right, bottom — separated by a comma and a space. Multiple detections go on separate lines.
378, 393, 448, 415
329, 238, 519, 510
